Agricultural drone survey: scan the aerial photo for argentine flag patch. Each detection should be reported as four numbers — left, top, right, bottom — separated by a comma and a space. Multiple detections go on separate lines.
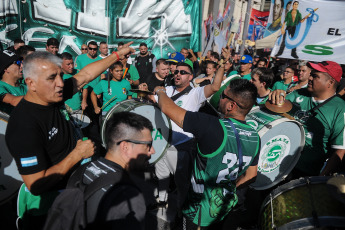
21, 156, 38, 167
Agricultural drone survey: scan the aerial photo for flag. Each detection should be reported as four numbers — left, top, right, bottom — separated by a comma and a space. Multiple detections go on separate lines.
214, 24, 226, 54
223, 2, 231, 20
216, 10, 224, 25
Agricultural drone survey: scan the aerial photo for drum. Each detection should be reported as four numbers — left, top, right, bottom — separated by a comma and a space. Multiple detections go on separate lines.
260, 176, 345, 230
0, 112, 23, 204
246, 107, 305, 190
208, 74, 241, 109
70, 110, 91, 129
101, 99, 171, 164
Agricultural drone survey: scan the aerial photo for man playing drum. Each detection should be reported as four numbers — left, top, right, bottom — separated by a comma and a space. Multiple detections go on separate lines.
148, 49, 230, 210
155, 78, 260, 228
270, 61, 345, 177
5, 43, 134, 229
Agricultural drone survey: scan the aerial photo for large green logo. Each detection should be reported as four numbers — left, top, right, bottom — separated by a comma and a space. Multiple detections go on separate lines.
258, 135, 290, 173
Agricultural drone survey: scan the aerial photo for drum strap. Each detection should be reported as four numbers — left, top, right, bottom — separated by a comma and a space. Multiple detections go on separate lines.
170, 86, 192, 101
227, 119, 243, 172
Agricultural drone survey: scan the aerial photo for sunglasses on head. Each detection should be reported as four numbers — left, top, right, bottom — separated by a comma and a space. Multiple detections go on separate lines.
88, 47, 97, 51
174, 70, 191, 75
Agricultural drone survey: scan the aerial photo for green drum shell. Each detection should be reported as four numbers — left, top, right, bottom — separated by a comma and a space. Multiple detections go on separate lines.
247, 107, 305, 190
0, 112, 23, 204
260, 176, 345, 230
101, 99, 172, 164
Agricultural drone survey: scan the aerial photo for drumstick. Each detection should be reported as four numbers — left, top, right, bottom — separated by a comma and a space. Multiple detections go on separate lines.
123, 68, 128, 79
281, 113, 295, 120
100, 95, 117, 110
80, 110, 84, 126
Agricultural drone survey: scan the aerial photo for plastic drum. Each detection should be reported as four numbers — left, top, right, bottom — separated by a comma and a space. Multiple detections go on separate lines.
246, 107, 305, 190
260, 176, 345, 230
101, 99, 171, 164
0, 112, 23, 204
70, 110, 91, 129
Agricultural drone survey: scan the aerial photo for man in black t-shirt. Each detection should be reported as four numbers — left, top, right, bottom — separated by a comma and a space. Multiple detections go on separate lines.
5, 43, 134, 229
134, 42, 156, 84
145, 59, 170, 92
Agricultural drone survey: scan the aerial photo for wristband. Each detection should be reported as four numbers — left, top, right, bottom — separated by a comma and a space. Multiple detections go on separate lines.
112, 51, 120, 60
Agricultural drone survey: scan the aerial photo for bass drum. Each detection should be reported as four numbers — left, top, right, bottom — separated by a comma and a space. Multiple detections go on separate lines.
260, 176, 345, 230
0, 112, 23, 205
246, 107, 305, 190
101, 99, 171, 164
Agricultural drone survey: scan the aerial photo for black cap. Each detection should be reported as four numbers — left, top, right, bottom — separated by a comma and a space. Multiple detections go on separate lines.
0, 50, 20, 73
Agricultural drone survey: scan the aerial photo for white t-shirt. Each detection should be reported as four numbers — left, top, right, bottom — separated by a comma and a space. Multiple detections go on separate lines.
155, 86, 206, 145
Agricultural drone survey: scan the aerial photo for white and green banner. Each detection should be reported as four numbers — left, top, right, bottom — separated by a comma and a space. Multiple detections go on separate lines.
0, 0, 202, 59
270, 0, 345, 63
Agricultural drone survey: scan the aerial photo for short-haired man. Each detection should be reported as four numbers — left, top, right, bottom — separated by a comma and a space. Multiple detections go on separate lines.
0, 50, 26, 114
134, 42, 157, 84
46, 37, 59, 55
229, 55, 253, 81
80, 44, 88, 54
7, 38, 25, 52
270, 61, 345, 177
250, 67, 274, 105
256, 58, 267, 68
155, 78, 260, 227
16, 45, 36, 60
144, 59, 170, 92
149, 49, 228, 210
210, 51, 220, 62
60, 52, 84, 111
5, 44, 134, 229
67, 112, 155, 229
286, 61, 311, 93
98, 41, 109, 59
180, 47, 194, 70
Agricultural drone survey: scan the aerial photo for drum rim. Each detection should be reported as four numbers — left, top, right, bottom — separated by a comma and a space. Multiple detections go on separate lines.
100, 99, 172, 164
249, 108, 306, 190
279, 216, 345, 230
0, 111, 10, 120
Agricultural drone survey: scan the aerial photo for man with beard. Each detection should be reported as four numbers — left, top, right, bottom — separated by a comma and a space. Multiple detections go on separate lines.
67, 112, 155, 229
134, 42, 156, 84
287, 61, 311, 93
270, 61, 345, 177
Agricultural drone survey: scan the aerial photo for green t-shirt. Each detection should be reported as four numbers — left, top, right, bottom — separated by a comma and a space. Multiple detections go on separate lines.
272, 80, 290, 91
286, 89, 345, 175
285, 10, 302, 27
93, 79, 132, 112
229, 70, 251, 81
75, 54, 105, 89
183, 118, 259, 226
63, 70, 81, 111
0, 81, 27, 114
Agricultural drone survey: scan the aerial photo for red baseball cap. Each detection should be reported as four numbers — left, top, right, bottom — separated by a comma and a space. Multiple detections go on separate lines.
307, 61, 342, 82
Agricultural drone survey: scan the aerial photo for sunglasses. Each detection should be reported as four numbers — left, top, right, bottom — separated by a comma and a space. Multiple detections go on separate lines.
88, 47, 98, 51
220, 91, 244, 109
174, 70, 191, 75
116, 139, 153, 151
81, 48, 87, 50
14, 60, 22, 66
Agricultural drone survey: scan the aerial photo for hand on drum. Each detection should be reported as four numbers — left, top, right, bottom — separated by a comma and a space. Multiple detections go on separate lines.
116, 41, 135, 60
268, 89, 286, 105
139, 83, 149, 91
74, 139, 95, 160
94, 106, 101, 114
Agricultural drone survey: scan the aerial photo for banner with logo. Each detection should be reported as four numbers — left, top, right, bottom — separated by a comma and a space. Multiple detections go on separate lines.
0, 0, 201, 59
269, 0, 345, 63
247, 9, 269, 41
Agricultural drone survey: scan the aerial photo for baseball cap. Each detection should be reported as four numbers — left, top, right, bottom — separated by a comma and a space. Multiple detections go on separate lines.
0, 50, 21, 74
167, 52, 185, 63
240, 55, 253, 64
307, 61, 342, 82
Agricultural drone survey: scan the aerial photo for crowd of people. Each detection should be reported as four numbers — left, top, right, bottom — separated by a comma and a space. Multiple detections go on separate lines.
1, 34, 345, 230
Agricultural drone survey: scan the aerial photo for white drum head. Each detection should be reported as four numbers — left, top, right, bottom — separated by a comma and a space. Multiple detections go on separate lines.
71, 112, 91, 129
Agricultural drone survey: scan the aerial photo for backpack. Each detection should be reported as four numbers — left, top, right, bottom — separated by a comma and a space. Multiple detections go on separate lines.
43, 163, 124, 230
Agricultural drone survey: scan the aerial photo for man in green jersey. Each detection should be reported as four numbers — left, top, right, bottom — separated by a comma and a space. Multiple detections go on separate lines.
270, 61, 345, 177
250, 67, 274, 105
155, 78, 260, 228
0, 50, 27, 114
